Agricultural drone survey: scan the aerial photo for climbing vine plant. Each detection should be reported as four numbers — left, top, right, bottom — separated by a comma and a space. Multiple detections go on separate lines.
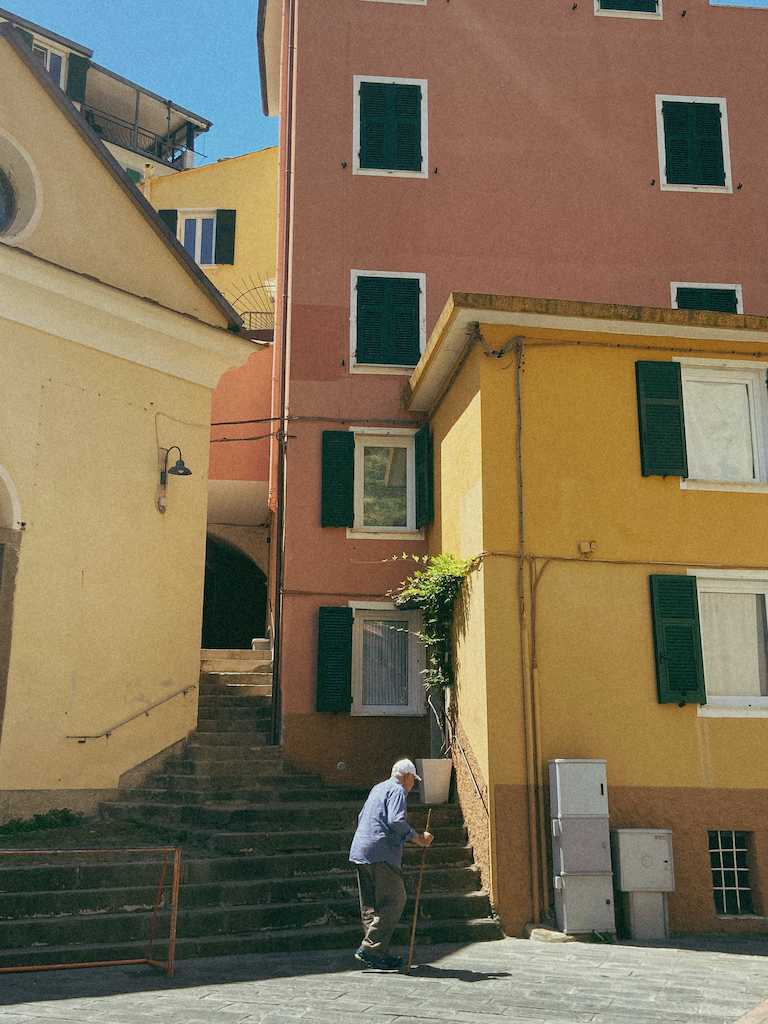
390, 553, 476, 691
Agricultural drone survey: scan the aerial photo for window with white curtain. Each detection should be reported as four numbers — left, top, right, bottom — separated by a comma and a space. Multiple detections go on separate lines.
695, 573, 768, 705
679, 360, 768, 488
351, 604, 424, 715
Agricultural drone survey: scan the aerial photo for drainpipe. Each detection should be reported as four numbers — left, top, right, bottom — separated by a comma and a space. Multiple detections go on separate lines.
270, 0, 297, 746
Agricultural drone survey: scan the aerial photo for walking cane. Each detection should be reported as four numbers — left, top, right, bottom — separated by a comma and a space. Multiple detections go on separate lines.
406, 808, 432, 973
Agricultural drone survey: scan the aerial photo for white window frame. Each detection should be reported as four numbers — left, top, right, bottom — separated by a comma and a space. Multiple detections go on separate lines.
689, 570, 768, 718
676, 358, 768, 493
178, 209, 218, 267
346, 427, 423, 541
655, 95, 732, 193
350, 269, 426, 375
594, 0, 662, 19
353, 75, 429, 179
671, 282, 743, 314
349, 602, 425, 716
31, 41, 66, 88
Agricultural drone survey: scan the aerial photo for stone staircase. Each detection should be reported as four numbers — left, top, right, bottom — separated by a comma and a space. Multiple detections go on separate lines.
0, 648, 502, 968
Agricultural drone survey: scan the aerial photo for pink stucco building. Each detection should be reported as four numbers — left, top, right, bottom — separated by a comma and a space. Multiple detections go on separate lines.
258, 0, 768, 931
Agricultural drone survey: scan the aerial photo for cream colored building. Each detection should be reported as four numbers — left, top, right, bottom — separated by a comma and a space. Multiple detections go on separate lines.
0, 25, 253, 821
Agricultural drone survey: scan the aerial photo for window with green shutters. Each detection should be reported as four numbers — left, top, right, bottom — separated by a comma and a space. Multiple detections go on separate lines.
158, 209, 236, 265
356, 275, 421, 366
635, 361, 688, 478
660, 99, 727, 188
355, 77, 426, 176
66, 53, 89, 104
316, 607, 353, 712
321, 428, 432, 533
675, 287, 738, 314
649, 575, 706, 704
599, 0, 657, 11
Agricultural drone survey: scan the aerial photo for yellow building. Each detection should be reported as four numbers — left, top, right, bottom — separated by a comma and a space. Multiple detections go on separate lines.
0, 25, 253, 821
406, 292, 768, 937
144, 150, 279, 648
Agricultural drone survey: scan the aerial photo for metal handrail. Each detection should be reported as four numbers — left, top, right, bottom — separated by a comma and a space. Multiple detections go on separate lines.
67, 685, 196, 742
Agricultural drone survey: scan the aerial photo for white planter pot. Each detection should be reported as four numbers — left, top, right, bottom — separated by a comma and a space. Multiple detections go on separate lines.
416, 758, 453, 804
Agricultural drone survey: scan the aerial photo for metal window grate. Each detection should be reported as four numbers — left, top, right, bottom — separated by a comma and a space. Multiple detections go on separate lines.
709, 830, 753, 915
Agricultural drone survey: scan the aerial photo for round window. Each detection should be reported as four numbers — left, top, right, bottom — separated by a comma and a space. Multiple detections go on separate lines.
0, 168, 16, 233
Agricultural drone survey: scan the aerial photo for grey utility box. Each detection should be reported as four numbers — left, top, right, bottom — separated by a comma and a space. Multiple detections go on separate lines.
552, 817, 612, 875
549, 759, 609, 818
549, 759, 615, 935
553, 874, 616, 934
610, 829, 674, 941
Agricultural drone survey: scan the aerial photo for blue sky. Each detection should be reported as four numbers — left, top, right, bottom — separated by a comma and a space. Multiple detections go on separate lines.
7, 0, 279, 163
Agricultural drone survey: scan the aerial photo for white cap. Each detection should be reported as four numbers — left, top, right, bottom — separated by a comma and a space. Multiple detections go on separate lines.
392, 758, 421, 781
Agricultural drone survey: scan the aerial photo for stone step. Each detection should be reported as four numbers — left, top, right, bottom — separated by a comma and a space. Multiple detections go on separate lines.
0, 848, 476, 895
116, 785, 372, 806
201, 659, 272, 674
195, 824, 469, 856
202, 646, 271, 660
0, 889, 492, 950
0, 916, 502, 969
198, 694, 272, 709
142, 771, 322, 792
188, 732, 272, 747
199, 682, 272, 698
196, 716, 271, 733
0, 864, 481, 921
174, 745, 277, 762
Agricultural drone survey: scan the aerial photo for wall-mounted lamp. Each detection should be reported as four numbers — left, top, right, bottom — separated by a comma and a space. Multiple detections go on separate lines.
157, 446, 192, 513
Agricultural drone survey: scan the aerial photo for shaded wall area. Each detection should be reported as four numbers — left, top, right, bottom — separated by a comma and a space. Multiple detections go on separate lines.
203, 534, 267, 648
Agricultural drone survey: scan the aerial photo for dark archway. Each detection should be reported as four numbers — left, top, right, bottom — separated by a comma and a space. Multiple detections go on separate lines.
202, 534, 267, 649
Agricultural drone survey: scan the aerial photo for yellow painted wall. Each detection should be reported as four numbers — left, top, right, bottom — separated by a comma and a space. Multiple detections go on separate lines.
0, 318, 213, 791
145, 148, 279, 306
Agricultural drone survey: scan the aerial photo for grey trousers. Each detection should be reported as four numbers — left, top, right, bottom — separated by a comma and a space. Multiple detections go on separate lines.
356, 861, 407, 956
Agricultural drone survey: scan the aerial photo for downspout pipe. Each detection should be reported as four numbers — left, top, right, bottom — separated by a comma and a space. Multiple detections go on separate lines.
270, 0, 296, 746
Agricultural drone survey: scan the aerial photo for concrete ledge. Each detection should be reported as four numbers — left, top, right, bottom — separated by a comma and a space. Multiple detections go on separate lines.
0, 789, 116, 825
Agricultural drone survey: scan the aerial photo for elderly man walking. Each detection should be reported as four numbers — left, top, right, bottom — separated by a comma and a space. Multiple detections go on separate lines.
349, 758, 433, 969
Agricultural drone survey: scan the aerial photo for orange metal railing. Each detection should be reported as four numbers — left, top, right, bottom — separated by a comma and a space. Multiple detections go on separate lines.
0, 846, 181, 978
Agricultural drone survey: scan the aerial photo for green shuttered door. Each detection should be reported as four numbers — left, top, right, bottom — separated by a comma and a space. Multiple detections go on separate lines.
415, 425, 433, 528
359, 82, 422, 172
357, 277, 420, 365
663, 101, 725, 187
650, 575, 706, 704
215, 209, 236, 265
635, 361, 688, 478
317, 606, 353, 712
66, 53, 89, 103
321, 432, 354, 527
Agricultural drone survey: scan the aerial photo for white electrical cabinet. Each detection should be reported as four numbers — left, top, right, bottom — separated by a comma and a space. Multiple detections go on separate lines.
610, 829, 674, 892
549, 759, 609, 817
553, 874, 616, 934
610, 828, 674, 941
549, 759, 615, 935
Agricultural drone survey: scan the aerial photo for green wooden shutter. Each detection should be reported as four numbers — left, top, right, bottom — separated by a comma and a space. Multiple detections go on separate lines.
158, 209, 178, 235
214, 209, 236, 265
415, 425, 433, 528
600, 0, 656, 10
650, 575, 706, 704
676, 287, 738, 314
356, 277, 420, 365
14, 27, 33, 48
663, 101, 725, 187
317, 606, 353, 712
321, 431, 354, 527
391, 278, 420, 363
359, 82, 421, 171
125, 168, 141, 184
357, 277, 387, 363
636, 361, 688, 478
66, 53, 89, 103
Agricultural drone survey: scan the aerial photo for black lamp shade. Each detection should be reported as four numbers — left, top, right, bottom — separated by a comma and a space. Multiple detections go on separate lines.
167, 458, 192, 476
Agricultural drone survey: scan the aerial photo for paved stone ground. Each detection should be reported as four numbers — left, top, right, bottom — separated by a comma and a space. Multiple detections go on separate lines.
1, 936, 767, 1024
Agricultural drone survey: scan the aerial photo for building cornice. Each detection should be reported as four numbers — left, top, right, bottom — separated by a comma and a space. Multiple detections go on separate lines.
0, 243, 253, 389
405, 292, 768, 413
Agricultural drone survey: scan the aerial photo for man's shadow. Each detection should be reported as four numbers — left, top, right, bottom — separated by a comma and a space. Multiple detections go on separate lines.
407, 965, 510, 983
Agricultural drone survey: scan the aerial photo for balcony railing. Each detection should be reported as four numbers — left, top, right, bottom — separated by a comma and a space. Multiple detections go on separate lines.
81, 105, 189, 166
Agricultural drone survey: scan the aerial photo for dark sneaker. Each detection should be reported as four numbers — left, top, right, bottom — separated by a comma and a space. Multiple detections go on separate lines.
354, 948, 401, 970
